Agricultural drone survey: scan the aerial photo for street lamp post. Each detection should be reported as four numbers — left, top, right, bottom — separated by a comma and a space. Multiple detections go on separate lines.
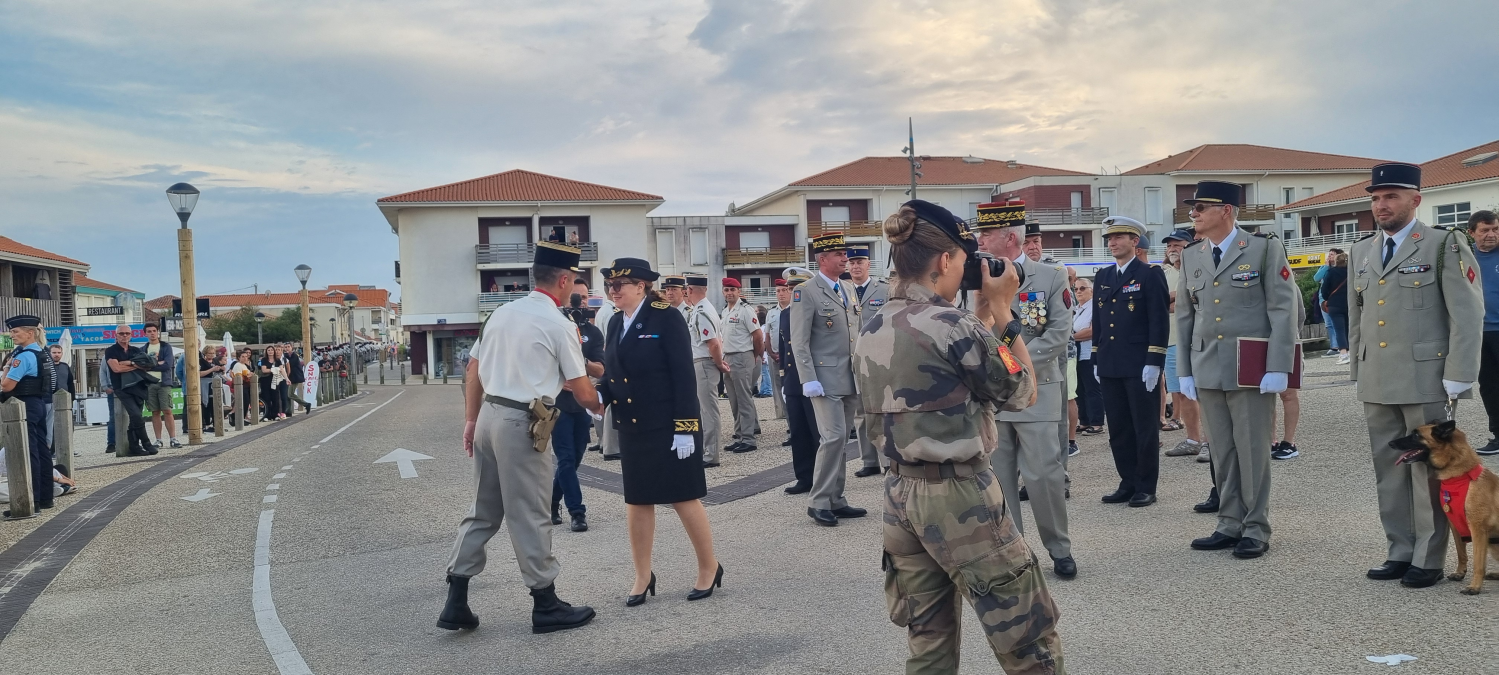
166, 183, 203, 446
254, 311, 265, 345
294, 264, 312, 366
343, 292, 358, 376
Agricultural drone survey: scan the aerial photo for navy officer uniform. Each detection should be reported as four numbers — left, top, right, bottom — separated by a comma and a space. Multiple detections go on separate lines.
1092, 217, 1171, 507
597, 258, 707, 505
2, 314, 59, 510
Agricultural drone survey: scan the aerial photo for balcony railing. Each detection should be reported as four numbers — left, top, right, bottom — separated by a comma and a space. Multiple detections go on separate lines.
724, 247, 804, 266
476, 242, 599, 265
1, 296, 60, 327
478, 292, 531, 311
1173, 204, 1276, 225
1024, 207, 1111, 226
1284, 230, 1368, 252
739, 290, 779, 307
807, 221, 883, 238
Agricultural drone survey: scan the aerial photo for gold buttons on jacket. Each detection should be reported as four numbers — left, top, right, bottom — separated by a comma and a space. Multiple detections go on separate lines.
1378, 320, 1385, 326
1379, 342, 1387, 348
1213, 281, 1220, 286
1218, 335, 1224, 339
632, 418, 638, 423
623, 378, 629, 383
1110, 336, 1115, 340
1214, 299, 1220, 304
1110, 323, 1115, 327
1414, 281, 1421, 286
1379, 279, 1386, 285
627, 398, 632, 403
1378, 299, 1385, 305
1216, 317, 1222, 322
1438, 352, 1443, 357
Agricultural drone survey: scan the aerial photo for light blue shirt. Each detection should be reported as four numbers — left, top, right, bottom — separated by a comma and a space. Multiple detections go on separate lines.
1380, 219, 1418, 261
5, 344, 40, 381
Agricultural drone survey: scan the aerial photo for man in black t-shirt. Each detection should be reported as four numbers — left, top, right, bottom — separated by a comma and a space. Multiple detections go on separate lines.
550, 304, 606, 532
104, 324, 155, 457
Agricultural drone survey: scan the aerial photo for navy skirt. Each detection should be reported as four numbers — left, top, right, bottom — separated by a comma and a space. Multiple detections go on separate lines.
618, 427, 707, 505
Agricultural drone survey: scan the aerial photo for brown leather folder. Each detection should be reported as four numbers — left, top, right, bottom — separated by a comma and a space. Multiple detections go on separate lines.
1236, 337, 1303, 389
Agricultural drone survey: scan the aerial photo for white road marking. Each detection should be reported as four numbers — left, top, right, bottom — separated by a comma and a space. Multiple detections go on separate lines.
179, 468, 259, 482
281, 466, 292, 470
267, 484, 280, 490
318, 391, 404, 444
310, 445, 319, 449
254, 509, 312, 675
273, 473, 286, 479
180, 488, 220, 503
263, 495, 278, 503
374, 448, 433, 479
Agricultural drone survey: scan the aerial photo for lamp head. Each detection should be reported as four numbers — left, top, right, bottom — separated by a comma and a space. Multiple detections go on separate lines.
165, 183, 200, 226
254, 312, 265, 323
294, 264, 312, 286
343, 293, 358, 309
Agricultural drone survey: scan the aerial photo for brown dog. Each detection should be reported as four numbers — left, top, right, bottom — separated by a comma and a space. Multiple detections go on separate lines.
1391, 420, 1499, 594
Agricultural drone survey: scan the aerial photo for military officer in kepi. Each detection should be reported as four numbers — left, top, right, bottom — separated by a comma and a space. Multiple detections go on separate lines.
1175, 180, 1299, 560
438, 241, 603, 634
719, 277, 764, 454
1349, 162, 1483, 588
778, 267, 821, 494
971, 199, 1078, 579
2, 314, 59, 512
685, 275, 730, 467
847, 244, 890, 478
790, 233, 868, 527
1092, 216, 1171, 508
661, 275, 691, 322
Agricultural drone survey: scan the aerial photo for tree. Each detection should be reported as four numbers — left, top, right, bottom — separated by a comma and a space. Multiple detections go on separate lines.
204, 305, 302, 344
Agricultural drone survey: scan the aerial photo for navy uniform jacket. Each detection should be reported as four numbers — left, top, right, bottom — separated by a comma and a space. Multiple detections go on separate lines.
600, 299, 701, 434
777, 308, 803, 394
1092, 258, 1170, 378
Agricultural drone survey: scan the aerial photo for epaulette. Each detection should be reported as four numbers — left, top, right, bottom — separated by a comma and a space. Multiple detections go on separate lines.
1432, 225, 1454, 231
1357, 232, 1376, 242
651, 301, 669, 310
1251, 231, 1275, 239
1190, 239, 1203, 245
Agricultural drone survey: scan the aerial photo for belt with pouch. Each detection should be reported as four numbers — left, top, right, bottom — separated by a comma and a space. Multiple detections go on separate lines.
484, 394, 539, 412
888, 457, 987, 480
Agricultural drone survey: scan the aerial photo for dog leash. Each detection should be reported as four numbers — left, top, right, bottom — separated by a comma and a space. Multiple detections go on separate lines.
1445, 398, 1455, 422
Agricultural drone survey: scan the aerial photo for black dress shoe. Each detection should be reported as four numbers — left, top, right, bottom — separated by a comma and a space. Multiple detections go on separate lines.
729, 444, 757, 454
807, 508, 838, 527
724, 442, 747, 453
830, 506, 867, 518
1193, 493, 1220, 513
1191, 532, 1242, 550
436, 575, 479, 630
603, 454, 621, 461
1052, 556, 1077, 579
687, 564, 724, 601
1128, 492, 1156, 507
625, 572, 655, 607
702, 460, 720, 468
1400, 566, 1443, 588
570, 514, 588, 532
36, 500, 55, 510
1367, 560, 1412, 580
853, 466, 882, 478
587, 445, 602, 453
1101, 488, 1132, 504
551, 504, 563, 526
1232, 538, 1269, 559
781, 439, 792, 447
1018, 485, 1030, 501
783, 483, 811, 494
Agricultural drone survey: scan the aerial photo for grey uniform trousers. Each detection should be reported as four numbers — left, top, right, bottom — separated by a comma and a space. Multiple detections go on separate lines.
992, 420, 1072, 559
768, 359, 786, 420
809, 394, 858, 511
1058, 369, 1070, 471
1198, 388, 1274, 542
694, 358, 723, 463
1365, 401, 1449, 569
447, 404, 559, 589
599, 408, 620, 458
724, 351, 759, 445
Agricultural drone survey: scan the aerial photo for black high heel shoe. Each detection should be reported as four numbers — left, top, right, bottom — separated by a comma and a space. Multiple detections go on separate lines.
687, 564, 724, 601
625, 572, 656, 607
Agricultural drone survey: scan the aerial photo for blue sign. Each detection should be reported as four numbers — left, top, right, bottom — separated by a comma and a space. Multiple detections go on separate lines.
45, 324, 146, 347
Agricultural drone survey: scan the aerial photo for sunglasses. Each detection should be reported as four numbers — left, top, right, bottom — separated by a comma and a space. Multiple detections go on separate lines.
1190, 203, 1228, 213
604, 280, 640, 292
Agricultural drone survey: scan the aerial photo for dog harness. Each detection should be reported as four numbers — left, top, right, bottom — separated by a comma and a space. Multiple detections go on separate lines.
1439, 465, 1485, 541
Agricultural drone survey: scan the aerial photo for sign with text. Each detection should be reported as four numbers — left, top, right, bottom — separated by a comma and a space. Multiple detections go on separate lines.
44, 324, 145, 347
303, 361, 319, 408
1286, 252, 1326, 269
86, 306, 125, 316
171, 298, 212, 319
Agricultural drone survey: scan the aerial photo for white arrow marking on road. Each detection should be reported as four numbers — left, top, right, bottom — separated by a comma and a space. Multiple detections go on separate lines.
181, 488, 220, 502
375, 448, 433, 479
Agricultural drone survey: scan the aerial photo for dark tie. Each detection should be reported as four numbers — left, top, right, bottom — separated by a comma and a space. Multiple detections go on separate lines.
1212, 246, 1222, 268
856, 285, 866, 301
1383, 238, 1395, 267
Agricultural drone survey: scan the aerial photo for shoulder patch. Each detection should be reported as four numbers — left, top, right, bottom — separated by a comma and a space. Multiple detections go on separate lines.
1432, 225, 1452, 231
793, 288, 801, 303
651, 301, 669, 310
1357, 232, 1376, 242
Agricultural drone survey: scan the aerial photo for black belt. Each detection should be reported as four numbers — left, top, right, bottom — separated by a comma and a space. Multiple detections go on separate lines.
888, 459, 986, 480
483, 394, 532, 412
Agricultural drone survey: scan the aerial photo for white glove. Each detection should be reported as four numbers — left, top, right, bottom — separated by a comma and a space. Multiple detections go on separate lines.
1259, 371, 1288, 395
1142, 365, 1161, 392
1092, 364, 1098, 382
1443, 379, 1474, 398
803, 381, 825, 397
1178, 376, 1197, 401
671, 434, 695, 460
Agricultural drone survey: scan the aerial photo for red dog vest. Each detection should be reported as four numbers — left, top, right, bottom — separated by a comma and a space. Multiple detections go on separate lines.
1440, 465, 1485, 541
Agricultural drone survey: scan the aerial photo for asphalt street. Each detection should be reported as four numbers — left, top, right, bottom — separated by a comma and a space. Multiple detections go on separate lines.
0, 357, 1496, 674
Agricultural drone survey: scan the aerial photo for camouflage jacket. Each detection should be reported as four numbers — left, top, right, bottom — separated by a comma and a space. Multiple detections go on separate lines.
855, 283, 1034, 465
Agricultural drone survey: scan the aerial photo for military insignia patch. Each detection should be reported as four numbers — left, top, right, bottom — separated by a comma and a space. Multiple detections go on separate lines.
1468, 266, 1478, 284
1232, 271, 1261, 282
1238, 240, 1248, 248
1121, 283, 1141, 293
793, 289, 801, 303
674, 419, 701, 433
1396, 265, 1431, 274
1280, 266, 1290, 280
1412, 232, 1422, 240
870, 299, 885, 307
1238, 264, 1251, 271
651, 301, 669, 309
1062, 290, 1073, 308
996, 344, 1022, 374
1194, 269, 1201, 278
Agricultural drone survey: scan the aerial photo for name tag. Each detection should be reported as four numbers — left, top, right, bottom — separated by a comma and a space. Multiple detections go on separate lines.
1231, 271, 1260, 282
638, 334, 660, 339
1121, 284, 1141, 293
1397, 264, 1431, 274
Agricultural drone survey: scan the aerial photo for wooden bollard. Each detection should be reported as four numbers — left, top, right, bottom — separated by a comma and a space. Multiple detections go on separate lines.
213, 377, 226, 437
232, 378, 244, 431
52, 390, 73, 478
379, 360, 385, 385
114, 395, 128, 457
2, 399, 36, 519
245, 378, 259, 426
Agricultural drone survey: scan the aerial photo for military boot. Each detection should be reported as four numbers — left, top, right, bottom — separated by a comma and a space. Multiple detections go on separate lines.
530, 584, 595, 634
435, 575, 479, 630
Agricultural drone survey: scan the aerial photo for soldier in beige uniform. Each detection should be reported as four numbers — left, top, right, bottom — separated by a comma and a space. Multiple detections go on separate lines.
720, 278, 764, 453
790, 233, 867, 526
438, 242, 603, 634
765, 279, 791, 421
1349, 162, 1483, 588
684, 275, 730, 467
1175, 181, 1299, 560
972, 200, 1077, 578
848, 244, 891, 477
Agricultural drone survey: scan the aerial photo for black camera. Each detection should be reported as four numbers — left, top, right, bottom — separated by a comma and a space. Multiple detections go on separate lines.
961, 251, 1024, 291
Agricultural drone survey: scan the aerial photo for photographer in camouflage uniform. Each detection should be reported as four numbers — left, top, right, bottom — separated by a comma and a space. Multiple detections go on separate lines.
855, 200, 1063, 674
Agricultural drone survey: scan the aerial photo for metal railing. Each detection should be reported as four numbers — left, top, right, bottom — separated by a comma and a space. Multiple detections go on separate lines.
1173, 204, 1276, 224
1025, 207, 1111, 226
479, 291, 531, 311
807, 221, 883, 238
724, 247, 804, 266
1284, 231, 1367, 252
476, 242, 599, 265
0, 297, 60, 327
739, 290, 779, 306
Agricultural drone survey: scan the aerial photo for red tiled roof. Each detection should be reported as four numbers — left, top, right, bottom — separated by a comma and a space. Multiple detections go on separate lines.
1283, 139, 1499, 210
788, 156, 1087, 187
0, 236, 87, 268
146, 288, 390, 310
74, 275, 138, 295
377, 169, 662, 203
143, 295, 176, 311
1122, 144, 1387, 175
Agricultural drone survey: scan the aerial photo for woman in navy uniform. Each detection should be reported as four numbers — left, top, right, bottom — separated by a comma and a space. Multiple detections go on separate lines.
598, 258, 725, 606
2, 315, 59, 511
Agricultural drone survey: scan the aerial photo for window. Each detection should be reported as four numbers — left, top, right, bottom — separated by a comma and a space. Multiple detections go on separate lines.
1436, 202, 1472, 228
1335, 220, 1358, 235
487, 225, 528, 244
1070, 192, 1083, 210
1302, 187, 1314, 200
1144, 188, 1162, 225
1098, 188, 1117, 211
1283, 187, 1296, 205
968, 202, 981, 220
820, 206, 850, 222
655, 229, 676, 266
1071, 236, 1084, 249
739, 231, 771, 249
689, 228, 709, 266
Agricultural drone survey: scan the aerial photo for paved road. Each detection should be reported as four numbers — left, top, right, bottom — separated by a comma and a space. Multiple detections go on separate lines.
0, 360, 1496, 673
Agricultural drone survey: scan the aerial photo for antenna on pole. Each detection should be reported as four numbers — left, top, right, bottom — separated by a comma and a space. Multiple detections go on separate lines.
903, 118, 922, 199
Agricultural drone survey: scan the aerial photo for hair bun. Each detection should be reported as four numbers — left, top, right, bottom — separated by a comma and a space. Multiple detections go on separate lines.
884, 206, 918, 245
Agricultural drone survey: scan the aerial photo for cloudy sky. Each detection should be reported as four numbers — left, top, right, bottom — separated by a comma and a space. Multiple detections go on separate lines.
4, 0, 1495, 300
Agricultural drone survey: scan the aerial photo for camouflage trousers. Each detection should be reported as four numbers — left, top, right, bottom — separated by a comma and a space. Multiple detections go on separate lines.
883, 467, 1063, 675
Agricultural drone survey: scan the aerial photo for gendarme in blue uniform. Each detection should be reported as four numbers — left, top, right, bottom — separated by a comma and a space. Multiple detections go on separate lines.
4, 317, 58, 509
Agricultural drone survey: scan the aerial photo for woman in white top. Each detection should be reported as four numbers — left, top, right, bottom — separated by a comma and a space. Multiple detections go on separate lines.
1072, 278, 1104, 435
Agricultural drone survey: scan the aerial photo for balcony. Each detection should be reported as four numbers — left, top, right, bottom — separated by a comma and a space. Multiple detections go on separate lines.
478, 292, 531, 311
476, 242, 599, 266
1, 296, 60, 327
723, 247, 804, 267
1025, 207, 1111, 226
807, 221, 883, 238
1173, 204, 1276, 225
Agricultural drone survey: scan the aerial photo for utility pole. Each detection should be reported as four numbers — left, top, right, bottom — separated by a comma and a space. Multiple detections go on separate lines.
903, 118, 923, 199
